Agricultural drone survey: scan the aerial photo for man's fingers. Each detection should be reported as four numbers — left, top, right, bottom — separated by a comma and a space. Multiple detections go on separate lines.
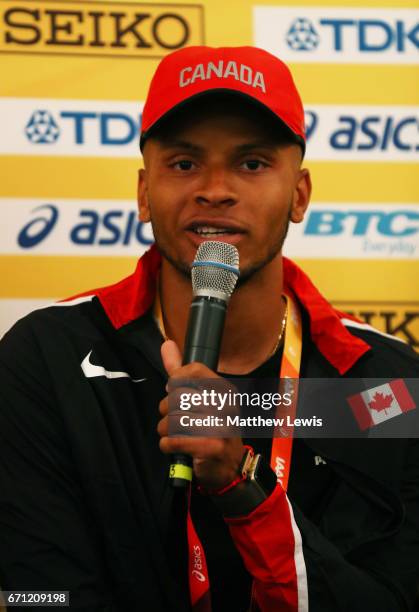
159, 386, 193, 417
162, 340, 219, 380
161, 340, 182, 376
157, 415, 168, 437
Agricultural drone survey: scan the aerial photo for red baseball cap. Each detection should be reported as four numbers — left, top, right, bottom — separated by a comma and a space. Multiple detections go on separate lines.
140, 45, 305, 153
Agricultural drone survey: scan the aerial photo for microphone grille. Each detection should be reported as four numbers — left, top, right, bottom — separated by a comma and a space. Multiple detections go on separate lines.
191, 241, 240, 301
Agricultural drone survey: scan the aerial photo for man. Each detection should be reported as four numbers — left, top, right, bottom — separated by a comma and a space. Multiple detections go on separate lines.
0, 46, 418, 612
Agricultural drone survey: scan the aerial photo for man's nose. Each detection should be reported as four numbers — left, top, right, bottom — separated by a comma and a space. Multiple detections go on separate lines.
194, 167, 237, 207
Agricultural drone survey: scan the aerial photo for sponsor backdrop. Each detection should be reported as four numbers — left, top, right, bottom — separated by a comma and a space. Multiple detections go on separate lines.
1, 0, 418, 351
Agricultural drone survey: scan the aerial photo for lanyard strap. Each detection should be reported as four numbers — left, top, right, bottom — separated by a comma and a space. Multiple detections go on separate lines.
153, 290, 303, 611
187, 488, 212, 611
153, 292, 212, 610
270, 291, 303, 491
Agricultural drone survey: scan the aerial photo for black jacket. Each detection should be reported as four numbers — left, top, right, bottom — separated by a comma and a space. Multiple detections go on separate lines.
0, 247, 418, 611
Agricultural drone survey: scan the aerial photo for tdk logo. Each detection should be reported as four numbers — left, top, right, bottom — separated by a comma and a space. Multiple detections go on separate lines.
286, 18, 320, 51
25, 111, 60, 144
0, 98, 144, 158
15, 202, 153, 254
24, 108, 141, 146
286, 16, 418, 53
254, 7, 419, 64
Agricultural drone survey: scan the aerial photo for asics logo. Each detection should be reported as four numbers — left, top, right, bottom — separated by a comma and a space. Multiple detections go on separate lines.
191, 570, 206, 582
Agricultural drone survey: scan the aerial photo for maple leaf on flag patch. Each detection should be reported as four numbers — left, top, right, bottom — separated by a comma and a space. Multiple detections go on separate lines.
368, 392, 393, 414
347, 379, 416, 431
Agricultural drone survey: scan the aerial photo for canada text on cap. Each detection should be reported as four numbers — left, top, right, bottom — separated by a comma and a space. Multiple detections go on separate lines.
140, 45, 306, 154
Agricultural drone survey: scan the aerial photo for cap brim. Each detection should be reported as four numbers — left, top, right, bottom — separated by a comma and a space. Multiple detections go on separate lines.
140, 88, 305, 156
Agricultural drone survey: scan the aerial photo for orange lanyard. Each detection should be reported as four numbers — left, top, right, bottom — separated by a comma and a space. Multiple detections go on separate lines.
153, 293, 211, 609
154, 289, 303, 610
270, 291, 303, 492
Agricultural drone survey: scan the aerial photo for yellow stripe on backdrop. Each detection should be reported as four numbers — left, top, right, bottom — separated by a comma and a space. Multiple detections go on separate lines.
0, 255, 137, 298
2, 256, 418, 301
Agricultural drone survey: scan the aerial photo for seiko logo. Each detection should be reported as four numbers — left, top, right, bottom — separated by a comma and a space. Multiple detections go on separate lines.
179, 61, 266, 93
1, 1, 204, 57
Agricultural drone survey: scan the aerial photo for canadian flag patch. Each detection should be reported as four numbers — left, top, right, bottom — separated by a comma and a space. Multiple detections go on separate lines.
347, 379, 416, 430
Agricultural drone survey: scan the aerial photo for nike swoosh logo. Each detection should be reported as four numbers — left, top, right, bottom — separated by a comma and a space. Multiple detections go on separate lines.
81, 351, 146, 383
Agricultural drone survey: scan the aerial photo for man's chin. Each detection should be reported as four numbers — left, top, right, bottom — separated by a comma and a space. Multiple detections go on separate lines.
157, 248, 283, 288
157, 246, 192, 279
155, 236, 286, 287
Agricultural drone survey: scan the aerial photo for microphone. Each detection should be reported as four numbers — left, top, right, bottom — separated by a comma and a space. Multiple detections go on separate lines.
169, 241, 240, 487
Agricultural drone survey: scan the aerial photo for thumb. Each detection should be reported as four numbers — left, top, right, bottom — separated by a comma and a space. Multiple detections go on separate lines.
161, 339, 183, 376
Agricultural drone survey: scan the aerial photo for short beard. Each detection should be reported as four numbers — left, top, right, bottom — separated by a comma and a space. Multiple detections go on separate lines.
236, 206, 291, 287
149, 209, 192, 279
149, 201, 292, 285
157, 243, 192, 279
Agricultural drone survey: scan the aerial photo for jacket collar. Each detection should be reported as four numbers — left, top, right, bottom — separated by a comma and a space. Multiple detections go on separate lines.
282, 258, 370, 374
78, 245, 371, 375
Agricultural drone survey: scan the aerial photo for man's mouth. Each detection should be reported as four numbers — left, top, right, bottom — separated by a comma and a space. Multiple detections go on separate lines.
192, 226, 236, 238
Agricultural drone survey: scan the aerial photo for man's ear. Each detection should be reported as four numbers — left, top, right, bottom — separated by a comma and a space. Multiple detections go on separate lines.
138, 168, 151, 222
290, 168, 311, 223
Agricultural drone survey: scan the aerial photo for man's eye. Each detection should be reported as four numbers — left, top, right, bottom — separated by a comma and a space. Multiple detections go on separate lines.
173, 160, 194, 171
241, 160, 266, 171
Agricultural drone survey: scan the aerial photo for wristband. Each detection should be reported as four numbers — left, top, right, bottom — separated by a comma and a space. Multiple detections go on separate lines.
211, 452, 277, 518
197, 445, 254, 496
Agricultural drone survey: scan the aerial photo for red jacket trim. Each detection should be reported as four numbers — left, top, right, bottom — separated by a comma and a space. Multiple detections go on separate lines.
62, 245, 370, 375
225, 485, 305, 611
282, 258, 370, 374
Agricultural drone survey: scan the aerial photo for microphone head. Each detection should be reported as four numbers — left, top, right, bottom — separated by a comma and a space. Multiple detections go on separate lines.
191, 241, 240, 302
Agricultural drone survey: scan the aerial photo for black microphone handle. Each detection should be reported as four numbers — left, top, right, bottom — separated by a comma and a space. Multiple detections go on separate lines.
170, 296, 227, 488
183, 296, 227, 368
